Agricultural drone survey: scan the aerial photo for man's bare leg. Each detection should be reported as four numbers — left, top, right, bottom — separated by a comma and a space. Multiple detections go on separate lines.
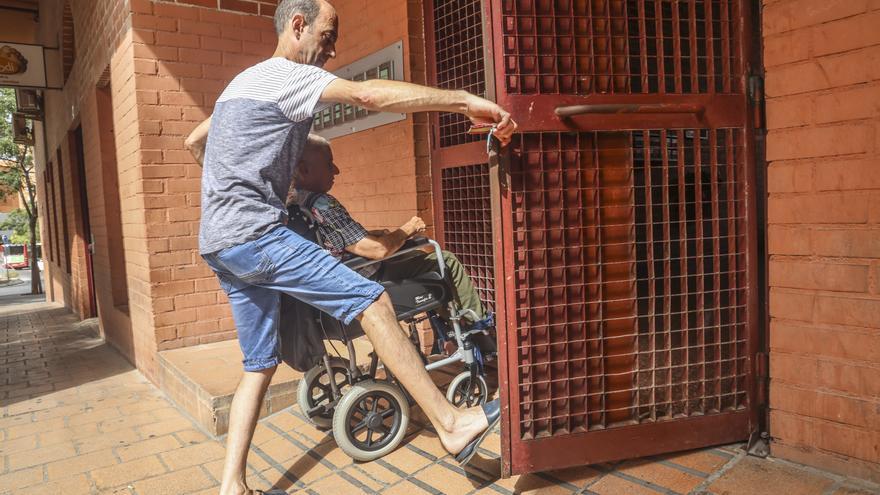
359, 293, 489, 455
220, 367, 276, 495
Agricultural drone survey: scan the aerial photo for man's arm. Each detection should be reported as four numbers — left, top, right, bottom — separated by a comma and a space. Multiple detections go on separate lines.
346, 216, 425, 260
321, 79, 516, 146
184, 117, 212, 166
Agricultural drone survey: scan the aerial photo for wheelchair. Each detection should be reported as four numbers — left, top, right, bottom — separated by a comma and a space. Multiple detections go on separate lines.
294, 237, 494, 462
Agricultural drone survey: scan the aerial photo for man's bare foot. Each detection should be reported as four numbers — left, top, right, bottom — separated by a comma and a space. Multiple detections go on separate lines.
437, 405, 489, 455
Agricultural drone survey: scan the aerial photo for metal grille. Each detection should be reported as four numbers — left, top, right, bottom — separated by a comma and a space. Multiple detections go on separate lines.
510, 129, 747, 439
501, 0, 742, 95
441, 164, 495, 313
432, 0, 488, 147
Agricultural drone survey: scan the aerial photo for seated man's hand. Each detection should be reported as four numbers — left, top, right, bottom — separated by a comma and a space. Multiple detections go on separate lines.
402, 216, 426, 237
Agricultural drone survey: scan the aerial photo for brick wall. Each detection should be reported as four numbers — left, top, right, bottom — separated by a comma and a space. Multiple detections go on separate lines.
130, 0, 278, 354
37, 0, 139, 342
764, 0, 880, 482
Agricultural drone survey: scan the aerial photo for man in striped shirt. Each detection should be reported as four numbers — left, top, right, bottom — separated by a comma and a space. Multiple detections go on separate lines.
186, 1, 516, 492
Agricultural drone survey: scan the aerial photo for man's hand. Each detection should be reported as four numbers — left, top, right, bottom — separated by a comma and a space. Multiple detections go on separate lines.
464, 94, 517, 147
401, 216, 426, 237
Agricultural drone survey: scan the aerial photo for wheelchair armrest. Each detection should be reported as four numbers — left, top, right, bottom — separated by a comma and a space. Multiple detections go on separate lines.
342, 236, 440, 273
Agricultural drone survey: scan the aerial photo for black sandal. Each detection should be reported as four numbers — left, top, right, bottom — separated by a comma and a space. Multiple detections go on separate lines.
455, 399, 501, 465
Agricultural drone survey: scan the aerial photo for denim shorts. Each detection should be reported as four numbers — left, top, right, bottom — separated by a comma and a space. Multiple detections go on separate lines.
202, 226, 385, 372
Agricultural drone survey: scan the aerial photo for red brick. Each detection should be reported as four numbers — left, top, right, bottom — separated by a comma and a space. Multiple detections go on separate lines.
220, 24, 262, 42
130, 0, 153, 13
768, 226, 812, 255
134, 58, 158, 75
133, 28, 156, 45
771, 410, 880, 463
768, 192, 871, 224
766, 94, 814, 130
131, 14, 178, 32
135, 75, 180, 91
812, 10, 880, 57
133, 43, 178, 62
199, 7, 242, 26
769, 289, 815, 322
220, 0, 258, 14
259, 2, 276, 17
180, 47, 222, 65
240, 11, 273, 30
766, 124, 871, 161
180, 0, 218, 7
811, 228, 880, 257
814, 159, 880, 191
764, 28, 812, 68
156, 32, 201, 49
199, 35, 243, 53
763, 0, 869, 36
136, 89, 159, 104
766, 47, 880, 97
771, 383, 880, 430
140, 135, 186, 151
153, 2, 201, 20
178, 320, 220, 338
767, 163, 813, 193
159, 91, 203, 107
815, 294, 880, 327
222, 52, 262, 68
771, 322, 880, 362
770, 260, 870, 292
814, 84, 880, 124
173, 292, 217, 310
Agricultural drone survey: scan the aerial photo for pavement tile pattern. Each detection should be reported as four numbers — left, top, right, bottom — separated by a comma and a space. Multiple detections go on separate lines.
2, 301, 878, 495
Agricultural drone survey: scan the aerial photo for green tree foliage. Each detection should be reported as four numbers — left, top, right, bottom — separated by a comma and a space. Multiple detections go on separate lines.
0, 88, 42, 293
1, 208, 39, 244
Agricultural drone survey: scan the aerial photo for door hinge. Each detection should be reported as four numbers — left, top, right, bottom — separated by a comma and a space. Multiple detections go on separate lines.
755, 351, 769, 408
748, 74, 765, 130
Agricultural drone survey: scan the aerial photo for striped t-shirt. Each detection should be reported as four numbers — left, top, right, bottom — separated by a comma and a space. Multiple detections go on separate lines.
199, 57, 337, 254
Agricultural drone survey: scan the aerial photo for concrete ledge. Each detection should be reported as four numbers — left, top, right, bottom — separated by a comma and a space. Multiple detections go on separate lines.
157, 339, 304, 437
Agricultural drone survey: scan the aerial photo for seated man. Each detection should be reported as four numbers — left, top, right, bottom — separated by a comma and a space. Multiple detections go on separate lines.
289, 135, 495, 353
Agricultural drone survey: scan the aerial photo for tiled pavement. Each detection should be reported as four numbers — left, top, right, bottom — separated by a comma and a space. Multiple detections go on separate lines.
2, 301, 879, 495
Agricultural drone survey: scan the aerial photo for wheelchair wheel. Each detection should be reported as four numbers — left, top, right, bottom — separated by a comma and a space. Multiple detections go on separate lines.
297, 357, 352, 429
446, 371, 489, 407
332, 380, 409, 462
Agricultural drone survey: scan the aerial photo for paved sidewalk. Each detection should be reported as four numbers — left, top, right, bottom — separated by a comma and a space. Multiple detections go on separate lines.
2, 302, 878, 495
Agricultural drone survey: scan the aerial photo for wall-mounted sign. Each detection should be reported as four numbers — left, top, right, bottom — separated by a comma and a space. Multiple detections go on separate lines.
312, 41, 406, 140
0, 42, 47, 88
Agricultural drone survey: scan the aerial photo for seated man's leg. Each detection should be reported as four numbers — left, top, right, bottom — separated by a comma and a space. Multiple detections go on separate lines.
253, 228, 490, 455
381, 249, 486, 322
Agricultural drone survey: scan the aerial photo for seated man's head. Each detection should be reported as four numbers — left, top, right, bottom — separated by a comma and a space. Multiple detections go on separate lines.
293, 134, 339, 193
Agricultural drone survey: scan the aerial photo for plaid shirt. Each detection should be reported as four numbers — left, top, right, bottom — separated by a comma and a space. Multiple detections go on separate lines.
293, 190, 368, 257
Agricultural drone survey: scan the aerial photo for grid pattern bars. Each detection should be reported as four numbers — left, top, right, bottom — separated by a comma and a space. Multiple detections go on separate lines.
432, 0, 488, 147
441, 164, 496, 313
510, 129, 748, 439
501, 0, 742, 95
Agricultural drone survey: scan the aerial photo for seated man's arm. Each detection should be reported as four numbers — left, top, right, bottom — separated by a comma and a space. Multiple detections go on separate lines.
347, 217, 425, 260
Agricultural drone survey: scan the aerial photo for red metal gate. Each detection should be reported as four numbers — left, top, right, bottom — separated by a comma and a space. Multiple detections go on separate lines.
427, 0, 761, 476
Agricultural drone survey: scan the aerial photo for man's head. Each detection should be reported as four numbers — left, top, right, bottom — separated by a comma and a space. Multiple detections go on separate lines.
274, 0, 338, 68
293, 134, 339, 193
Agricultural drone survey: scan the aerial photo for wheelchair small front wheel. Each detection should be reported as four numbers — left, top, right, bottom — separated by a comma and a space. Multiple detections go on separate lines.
297, 357, 352, 429
332, 380, 409, 462
446, 371, 489, 407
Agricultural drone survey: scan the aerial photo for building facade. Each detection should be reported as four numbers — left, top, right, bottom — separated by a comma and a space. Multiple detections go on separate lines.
5, 0, 877, 482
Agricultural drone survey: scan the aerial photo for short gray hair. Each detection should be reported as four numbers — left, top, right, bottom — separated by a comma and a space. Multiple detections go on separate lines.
274, 0, 322, 36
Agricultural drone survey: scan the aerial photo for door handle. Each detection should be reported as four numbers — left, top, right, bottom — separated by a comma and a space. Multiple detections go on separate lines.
555, 103, 705, 119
